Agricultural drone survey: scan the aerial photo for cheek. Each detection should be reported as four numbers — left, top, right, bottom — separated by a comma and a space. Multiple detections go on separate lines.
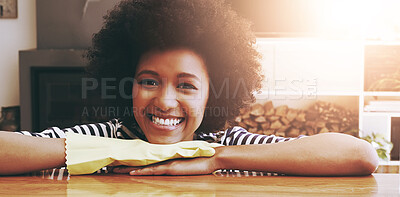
199, 83, 209, 111
186, 101, 205, 118
132, 86, 150, 117
187, 87, 209, 120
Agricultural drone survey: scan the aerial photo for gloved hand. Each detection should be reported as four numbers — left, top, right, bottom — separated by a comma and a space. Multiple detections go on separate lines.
65, 132, 223, 175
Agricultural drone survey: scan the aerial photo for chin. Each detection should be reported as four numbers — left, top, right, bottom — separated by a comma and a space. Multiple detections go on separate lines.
147, 137, 182, 144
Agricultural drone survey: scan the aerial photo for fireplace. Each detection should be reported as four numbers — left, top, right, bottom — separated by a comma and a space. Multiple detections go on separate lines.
19, 49, 107, 132
32, 66, 108, 131
18, 0, 122, 132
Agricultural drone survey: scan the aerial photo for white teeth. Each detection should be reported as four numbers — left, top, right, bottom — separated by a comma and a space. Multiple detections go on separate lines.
150, 115, 183, 126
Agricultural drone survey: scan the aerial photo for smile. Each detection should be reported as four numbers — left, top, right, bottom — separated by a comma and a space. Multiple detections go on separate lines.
147, 114, 185, 126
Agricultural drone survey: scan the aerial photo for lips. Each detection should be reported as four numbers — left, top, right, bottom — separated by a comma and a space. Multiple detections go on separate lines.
146, 113, 185, 126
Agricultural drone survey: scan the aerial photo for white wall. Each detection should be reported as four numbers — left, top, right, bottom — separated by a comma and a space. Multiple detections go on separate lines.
256, 38, 364, 95
254, 38, 363, 110
0, 0, 36, 107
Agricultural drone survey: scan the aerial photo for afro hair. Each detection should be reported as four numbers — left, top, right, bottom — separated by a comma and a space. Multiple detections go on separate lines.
85, 0, 263, 134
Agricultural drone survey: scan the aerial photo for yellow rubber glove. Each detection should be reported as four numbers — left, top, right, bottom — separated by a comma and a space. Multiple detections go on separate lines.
65, 132, 223, 175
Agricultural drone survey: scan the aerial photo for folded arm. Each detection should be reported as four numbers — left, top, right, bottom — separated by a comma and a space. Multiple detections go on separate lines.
0, 131, 66, 175
116, 133, 378, 176
215, 132, 378, 176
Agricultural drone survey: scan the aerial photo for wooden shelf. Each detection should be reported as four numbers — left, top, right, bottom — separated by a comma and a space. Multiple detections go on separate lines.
362, 112, 400, 117
363, 92, 400, 96
255, 90, 360, 97
376, 160, 399, 173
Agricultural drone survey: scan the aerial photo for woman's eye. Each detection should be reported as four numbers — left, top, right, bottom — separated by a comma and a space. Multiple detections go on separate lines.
138, 79, 159, 88
177, 83, 197, 90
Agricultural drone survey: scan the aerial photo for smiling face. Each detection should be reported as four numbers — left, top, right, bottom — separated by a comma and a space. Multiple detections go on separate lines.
132, 49, 210, 144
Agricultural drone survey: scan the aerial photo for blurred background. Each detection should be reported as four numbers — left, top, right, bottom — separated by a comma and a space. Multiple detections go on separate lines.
0, 0, 398, 169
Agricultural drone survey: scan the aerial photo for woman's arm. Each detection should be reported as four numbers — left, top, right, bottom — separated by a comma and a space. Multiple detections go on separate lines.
215, 132, 378, 176
115, 133, 378, 176
0, 120, 121, 175
0, 131, 66, 175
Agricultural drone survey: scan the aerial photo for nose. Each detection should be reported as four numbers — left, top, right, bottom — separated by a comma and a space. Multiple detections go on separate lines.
154, 83, 179, 112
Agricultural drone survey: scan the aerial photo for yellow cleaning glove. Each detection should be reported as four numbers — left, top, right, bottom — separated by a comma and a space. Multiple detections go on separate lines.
65, 132, 223, 175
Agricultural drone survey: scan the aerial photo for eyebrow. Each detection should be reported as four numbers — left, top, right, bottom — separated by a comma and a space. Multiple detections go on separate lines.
177, 72, 201, 82
136, 70, 201, 81
136, 70, 159, 77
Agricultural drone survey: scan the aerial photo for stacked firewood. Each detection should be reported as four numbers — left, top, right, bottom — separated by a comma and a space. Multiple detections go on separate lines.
234, 101, 359, 137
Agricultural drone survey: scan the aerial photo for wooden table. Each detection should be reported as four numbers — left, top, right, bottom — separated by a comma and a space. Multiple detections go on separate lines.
0, 172, 398, 196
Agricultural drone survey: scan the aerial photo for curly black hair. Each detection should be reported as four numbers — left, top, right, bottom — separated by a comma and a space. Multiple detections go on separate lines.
85, 0, 263, 134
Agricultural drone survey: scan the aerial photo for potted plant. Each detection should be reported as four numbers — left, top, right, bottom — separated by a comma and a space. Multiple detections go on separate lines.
361, 132, 393, 162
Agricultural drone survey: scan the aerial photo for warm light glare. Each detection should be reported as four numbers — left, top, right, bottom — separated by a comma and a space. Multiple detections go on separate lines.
256, 38, 363, 97
317, 0, 400, 40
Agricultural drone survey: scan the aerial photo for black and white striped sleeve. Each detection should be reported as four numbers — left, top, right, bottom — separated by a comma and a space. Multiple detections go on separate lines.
14, 119, 122, 139
220, 126, 304, 146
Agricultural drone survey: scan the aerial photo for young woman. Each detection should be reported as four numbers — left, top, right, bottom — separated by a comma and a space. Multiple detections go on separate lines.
0, 0, 378, 176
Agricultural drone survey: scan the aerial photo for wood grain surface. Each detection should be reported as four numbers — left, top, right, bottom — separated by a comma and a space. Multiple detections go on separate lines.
0, 173, 398, 196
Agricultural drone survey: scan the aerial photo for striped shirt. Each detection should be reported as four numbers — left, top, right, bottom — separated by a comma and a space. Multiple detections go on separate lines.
17, 118, 302, 178
16, 119, 300, 146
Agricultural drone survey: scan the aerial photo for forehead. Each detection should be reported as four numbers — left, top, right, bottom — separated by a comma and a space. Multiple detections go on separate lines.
136, 49, 209, 79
